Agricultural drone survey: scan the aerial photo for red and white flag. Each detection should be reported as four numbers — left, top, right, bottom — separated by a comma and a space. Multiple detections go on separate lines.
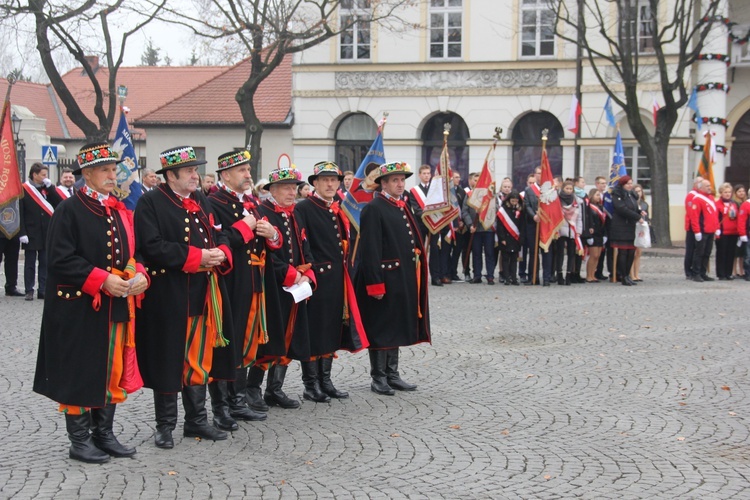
422, 133, 459, 234
567, 94, 582, 134
537, 149, 564, 251
652, 97, 660, 127
0, 100, 24, 238
468, 143, 497, 230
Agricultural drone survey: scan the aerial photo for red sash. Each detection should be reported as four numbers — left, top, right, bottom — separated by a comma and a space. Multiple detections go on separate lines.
409, 186, 427, 209
497, 206, 520, 241
23, 182, 54, 217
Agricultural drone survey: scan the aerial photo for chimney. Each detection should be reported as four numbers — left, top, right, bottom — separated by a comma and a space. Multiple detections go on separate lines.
82, 55, 100, 74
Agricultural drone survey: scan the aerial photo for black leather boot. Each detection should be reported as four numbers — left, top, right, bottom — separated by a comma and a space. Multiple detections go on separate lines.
65, 413, 110, 463
207, 381, 239, 431
245, 366, 269, 412
263, 365, 300, 409
557, 273, 565, 285
565, 273, 571, 286
386, 348, 417, 391
182, 385, 228, 441
91, 404, 136, 457
229, 368, 267, 421
319, 357, 348, 399
300, 361, 331, 403
154, 392, 178, 449
369, 349, 395, 395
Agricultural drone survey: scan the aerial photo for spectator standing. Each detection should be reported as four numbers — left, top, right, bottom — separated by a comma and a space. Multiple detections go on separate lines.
688, 178, 720, 282
732, 184, 747, 278
585, 189, 606, 282
496, 190, 523, 285
630, 184, 650, 282
610, 175, 644, 286
462, 172, 496, 285
714, 182, 739, 280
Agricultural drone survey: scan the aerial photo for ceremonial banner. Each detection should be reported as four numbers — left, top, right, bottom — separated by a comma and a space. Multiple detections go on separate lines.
112, 109, 142, 210
422, 129, 459, 234
603, 131, 627, 217
0, 99, 24, 238
697, 130, 716, 195
537, 148, 564, 251
341, 116, 386, 231
467, 143, 497, 230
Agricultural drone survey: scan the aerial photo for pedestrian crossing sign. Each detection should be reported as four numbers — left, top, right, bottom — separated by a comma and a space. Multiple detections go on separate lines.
42, 145, 58, 166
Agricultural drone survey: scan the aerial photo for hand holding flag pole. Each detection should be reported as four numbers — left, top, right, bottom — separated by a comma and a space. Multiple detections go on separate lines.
532, 129, 549, 285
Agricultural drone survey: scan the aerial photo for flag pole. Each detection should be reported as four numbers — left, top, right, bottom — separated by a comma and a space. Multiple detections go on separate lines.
533, 128, 549, 285
0, 77, 15, 143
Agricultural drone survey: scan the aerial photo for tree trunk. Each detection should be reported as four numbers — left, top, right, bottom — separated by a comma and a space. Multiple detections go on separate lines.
649, 138, 672, 247
236, 82, 263, 181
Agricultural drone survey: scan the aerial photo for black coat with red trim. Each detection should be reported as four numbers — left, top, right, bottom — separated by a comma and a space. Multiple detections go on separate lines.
257, 199, 316, 361
19, 183, 63, 250
33, 192, 143, 407
354, 193, 431, 349
207, 189, 284, 366
134, 185, 236, 393
295, 196, 368, 356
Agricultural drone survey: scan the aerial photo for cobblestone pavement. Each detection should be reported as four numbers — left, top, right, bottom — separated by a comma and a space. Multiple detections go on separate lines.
1, 254, 750, 499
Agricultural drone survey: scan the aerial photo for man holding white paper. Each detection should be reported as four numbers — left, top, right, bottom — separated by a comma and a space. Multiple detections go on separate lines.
257, 166, 317, 409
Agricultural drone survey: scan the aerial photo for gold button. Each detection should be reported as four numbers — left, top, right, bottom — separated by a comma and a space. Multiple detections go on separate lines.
320, 268, 324, 272
184, 227, 190, 232
234, 213, 239, 217
184, 236, 189, 242
76, 291, 81, 297
106, 230, 112, 236
107, 242, 112, 247
247, 250, 251, 254
57, 291, 63, 297
107, 266, 112, 271
232, 204, 236, 209
65, 293, 70, 298
107, 254, 112, 260
161, 269, 165, 274
248, 260, 252, 265
185, 218, 190, 223
151, 271, 157, 276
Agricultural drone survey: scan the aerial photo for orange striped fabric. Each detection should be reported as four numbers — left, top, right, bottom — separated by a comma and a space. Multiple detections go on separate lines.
183, 315, 214, 386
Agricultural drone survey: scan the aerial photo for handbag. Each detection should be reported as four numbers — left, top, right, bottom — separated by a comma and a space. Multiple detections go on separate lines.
634, 221, 651, 248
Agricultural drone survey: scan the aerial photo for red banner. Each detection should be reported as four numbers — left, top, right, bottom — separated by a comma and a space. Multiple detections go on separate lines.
538, 149, 564, 251
0, 102, 23, 208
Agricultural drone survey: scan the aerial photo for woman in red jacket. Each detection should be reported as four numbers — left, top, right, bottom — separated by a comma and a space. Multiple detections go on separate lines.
733, 185, 747, 278
715, 183, 739, 280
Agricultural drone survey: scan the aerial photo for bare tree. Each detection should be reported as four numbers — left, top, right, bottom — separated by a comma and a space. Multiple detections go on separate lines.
0, 0, 167, 141
157, 0, 414, 177
550, 0, 721, 246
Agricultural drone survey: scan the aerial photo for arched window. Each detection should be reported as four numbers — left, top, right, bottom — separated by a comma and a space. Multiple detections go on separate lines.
421, 113, 470, 183
336, 113, 378, 171
511, 111, 563, 190
726, 109, 750, 186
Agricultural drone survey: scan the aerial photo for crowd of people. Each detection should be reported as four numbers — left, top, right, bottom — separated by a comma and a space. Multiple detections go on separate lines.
30, 144, 429, 464
5, 144, 746, 465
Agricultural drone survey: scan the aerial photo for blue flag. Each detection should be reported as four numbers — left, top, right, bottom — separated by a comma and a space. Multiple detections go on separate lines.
604, 96, 617, 128
603, 131, 627, 217
688, 87, 702, 131
340, 124, 386, 231
112, 110, 142, 210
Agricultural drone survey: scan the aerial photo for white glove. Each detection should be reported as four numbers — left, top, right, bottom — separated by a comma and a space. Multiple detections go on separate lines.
694, 232, 703, 242
603, 236, 608, 245
738, 239, 743, 248
19, 235, 29, 245
741, 236, 748, 243
715, 229, 721, 237
587, 238, 594, 246
42, 178, 52, 188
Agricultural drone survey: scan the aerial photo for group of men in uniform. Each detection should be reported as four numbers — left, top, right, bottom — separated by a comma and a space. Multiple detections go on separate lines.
33, 142, 431, 464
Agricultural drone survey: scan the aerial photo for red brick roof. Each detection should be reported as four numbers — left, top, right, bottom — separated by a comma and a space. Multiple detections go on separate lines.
136, 56, 292, 126
0, 79, 61, 135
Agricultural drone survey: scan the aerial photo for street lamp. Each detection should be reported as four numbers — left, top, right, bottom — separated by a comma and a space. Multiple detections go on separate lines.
10, 111, 26, 179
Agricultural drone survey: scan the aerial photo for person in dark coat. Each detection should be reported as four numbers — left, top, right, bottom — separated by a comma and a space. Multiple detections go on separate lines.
295, 161, 369, 402
33, 142, 149, 463
19, 162, 63, 300
207, 150, 280, 429
135, 146, 236, 449
609, 175, 645, 286
356, 161, 431, 396
256, 167, 317, 409
584, 188, 607, 282
523, 166, 553, 285
496, 190, 524, 285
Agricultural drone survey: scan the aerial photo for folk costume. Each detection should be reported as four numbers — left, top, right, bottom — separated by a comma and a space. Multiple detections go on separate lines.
33, 143, 144, 464
134, 146, 236, 448
496, 191, 524, 285
207, 150, 280, 426
19, 172, 63, 299
355, 162, 431, 396
255, 166, 317, 409
295, 161, 368, 402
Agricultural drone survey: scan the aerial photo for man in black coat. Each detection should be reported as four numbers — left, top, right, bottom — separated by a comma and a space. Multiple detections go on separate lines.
356, 162, 431, 396
295, 161, 369, 403
207, 150, 279, 428
19, 162, 63, 300
256, 167, 317, 409
34, 142, 149, 463
135, 146, 236, 449
522, 166, 553, 286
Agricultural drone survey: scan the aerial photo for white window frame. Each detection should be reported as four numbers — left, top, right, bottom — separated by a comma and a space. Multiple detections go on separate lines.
519, 0, 556, 59
429, 0, 463, 60
623, 1, 655, 55
623, 144, 651, 190
339, 0, 372, 61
